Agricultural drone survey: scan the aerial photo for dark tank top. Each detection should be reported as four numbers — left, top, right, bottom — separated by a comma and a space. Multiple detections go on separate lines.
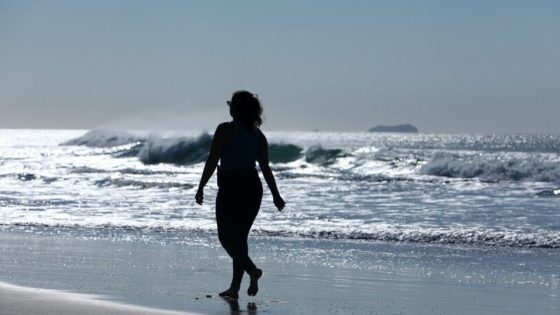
220, 122, 259, 171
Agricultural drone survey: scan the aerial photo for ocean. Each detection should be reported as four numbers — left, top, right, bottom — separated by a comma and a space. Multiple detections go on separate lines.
0, 129, 559, 248
1, 128, 559, 314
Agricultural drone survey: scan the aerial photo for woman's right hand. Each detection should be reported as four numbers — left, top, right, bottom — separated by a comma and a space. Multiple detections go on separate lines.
195, 188, 204, 205
273, 195, 285, 211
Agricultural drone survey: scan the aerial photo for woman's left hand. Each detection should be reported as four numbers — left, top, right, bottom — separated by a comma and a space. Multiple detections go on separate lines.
195, 189, 204, 205
273, 195, 285, 211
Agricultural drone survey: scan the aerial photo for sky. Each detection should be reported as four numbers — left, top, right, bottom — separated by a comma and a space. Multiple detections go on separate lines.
0, 0, 559, 133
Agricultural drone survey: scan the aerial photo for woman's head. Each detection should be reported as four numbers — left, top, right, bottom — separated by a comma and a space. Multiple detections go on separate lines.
227, 90, 263, 129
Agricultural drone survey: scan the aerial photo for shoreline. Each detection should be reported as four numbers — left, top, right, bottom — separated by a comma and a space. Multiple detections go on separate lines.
0, 227, 558, 314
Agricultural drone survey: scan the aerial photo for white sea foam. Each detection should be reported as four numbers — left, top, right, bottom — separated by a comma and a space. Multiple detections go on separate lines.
421, 152, 560, 182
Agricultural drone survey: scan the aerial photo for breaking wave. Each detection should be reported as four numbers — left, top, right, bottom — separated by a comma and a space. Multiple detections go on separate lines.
420, 153, 560, 182
268, 143, 303, 163
113, 143, 145, 158
138, 134, 212, 165
61, 129, 144, 147
64, 130, 351, 166
62, 130, 213, 166
305, 145, 348, 165
61, 130, 560, 181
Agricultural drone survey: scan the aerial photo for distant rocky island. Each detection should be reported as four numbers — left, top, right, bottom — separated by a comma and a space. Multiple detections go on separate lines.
368, 124, 418, 133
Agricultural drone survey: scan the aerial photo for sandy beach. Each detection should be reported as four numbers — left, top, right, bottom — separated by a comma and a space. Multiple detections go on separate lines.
0, 281, 199, 315
0, 226, 558, 315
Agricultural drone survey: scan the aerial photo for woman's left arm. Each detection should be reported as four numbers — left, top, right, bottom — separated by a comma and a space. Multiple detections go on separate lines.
195, 124, 225, 205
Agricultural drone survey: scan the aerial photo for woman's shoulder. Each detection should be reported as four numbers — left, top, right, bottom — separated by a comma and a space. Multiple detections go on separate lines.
215, 122, 235, 133
217, 121, 233, 128
255, 128, 267, 143
215, 122, 236, 143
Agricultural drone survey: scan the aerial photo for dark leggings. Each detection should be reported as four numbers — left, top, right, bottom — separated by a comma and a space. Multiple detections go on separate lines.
216, 168, 263, 288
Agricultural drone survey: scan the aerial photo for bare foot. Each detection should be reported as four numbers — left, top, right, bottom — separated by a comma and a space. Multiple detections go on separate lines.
219, 286, 239, 300
247, 268, 262, 296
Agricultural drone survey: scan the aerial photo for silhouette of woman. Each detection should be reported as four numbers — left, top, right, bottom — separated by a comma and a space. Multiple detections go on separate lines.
195, 91, 285, 300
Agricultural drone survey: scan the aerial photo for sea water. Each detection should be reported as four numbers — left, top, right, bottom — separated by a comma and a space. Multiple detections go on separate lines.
0, 129, 559, 248
1, 129, 560, 313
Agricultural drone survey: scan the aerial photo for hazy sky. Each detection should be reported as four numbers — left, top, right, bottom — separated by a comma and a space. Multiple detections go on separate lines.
1, 0, 559, 133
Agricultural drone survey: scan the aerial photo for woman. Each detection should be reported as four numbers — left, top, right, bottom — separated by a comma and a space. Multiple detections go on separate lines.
195, 90, 285, 300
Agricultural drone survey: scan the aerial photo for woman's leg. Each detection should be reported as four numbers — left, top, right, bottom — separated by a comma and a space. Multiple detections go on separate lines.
242, 174, 263, 296
226, 204, 260, 288
216, 188, 242, 299
216, 170, 263, 296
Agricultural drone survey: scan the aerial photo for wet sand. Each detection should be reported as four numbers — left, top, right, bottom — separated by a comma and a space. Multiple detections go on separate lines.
0, 281, 198, 315
0, 227, 558, 314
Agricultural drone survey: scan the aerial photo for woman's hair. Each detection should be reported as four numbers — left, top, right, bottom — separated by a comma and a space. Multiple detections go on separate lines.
228, 90, 263, 130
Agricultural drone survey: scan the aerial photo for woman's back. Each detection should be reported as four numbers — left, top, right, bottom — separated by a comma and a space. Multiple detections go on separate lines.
219, 122, 259, 171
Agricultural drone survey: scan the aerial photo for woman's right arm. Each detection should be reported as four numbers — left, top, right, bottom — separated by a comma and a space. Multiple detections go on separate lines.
195, 124, 226, 205
257, 131, 285, 211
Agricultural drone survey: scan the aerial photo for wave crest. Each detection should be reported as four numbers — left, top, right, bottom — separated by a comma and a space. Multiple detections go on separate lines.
268, 143, 303, 163
139, 134, 212, 165
305, 145, 348, 165
62, 129, 144, 147
62, 130, 355, 167
420, 153, 560, 182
